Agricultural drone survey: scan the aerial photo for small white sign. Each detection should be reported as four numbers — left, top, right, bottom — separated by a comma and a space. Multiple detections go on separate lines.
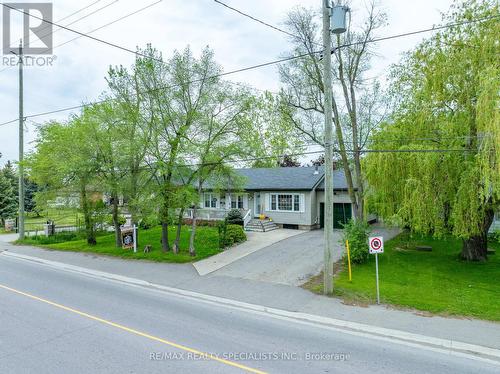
369, 236, 384, 254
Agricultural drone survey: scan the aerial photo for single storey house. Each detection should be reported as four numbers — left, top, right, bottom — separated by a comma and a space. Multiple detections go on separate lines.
189, 166, 362, 230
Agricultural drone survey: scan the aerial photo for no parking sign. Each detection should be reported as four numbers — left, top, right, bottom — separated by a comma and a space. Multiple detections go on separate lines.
368, 236, 384, 304
369, 236, 384, 254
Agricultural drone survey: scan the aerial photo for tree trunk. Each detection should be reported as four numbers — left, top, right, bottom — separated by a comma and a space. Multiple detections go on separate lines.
80, 184, 96, 246
189, 205, 197, 257
111, 191, 122, 248
460, 207, 494, 261
172, 208, 185, 254
161, 221, 170, 252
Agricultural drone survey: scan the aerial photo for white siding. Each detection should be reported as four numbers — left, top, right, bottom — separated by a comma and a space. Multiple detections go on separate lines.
261, 191, 312, 226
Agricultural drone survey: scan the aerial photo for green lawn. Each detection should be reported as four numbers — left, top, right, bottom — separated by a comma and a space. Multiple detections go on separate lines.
17, 225, 222, 263
24, 208, 83, 232
304, 233, 500, 321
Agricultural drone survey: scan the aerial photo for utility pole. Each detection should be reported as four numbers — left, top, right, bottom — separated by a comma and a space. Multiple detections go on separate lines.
322, 1, 349, 295
18, 39, 25, 240
322, 0, 334, 295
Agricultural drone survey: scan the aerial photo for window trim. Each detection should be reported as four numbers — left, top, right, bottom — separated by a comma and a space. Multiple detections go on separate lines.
203, 192, 218, 209
268, 193, 302, 212
230, 193, 244, 209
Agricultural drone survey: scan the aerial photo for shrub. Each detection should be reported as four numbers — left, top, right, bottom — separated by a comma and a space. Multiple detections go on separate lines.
225, 224, 247, 245
106, 214, 126, 227
226, 209, 244, 226
218, 222, 246, 248
341, 219, 370, 264
139, 214, 159, 230
217, 220, 228, 248
488, 230, 500, 243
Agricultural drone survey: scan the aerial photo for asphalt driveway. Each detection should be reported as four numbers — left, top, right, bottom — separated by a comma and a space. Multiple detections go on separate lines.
211, 225, 400, 286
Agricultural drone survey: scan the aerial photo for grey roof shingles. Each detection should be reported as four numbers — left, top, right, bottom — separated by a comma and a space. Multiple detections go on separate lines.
200, 166, 351, 191
220, 166, 349, 191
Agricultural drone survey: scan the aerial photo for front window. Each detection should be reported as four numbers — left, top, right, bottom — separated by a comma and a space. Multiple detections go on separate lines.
204, 193, 217, 208
230, 194, 244, 209
270, 193, 302, 212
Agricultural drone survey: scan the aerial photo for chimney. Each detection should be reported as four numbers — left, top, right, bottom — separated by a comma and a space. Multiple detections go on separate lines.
313, 165, 319, 175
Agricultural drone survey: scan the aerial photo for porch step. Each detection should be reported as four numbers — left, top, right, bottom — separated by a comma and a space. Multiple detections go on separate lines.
245, 219, 279, 232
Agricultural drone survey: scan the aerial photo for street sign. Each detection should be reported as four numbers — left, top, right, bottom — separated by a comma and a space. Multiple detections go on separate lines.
368, 236, 384, 304
369, 236, 384, 254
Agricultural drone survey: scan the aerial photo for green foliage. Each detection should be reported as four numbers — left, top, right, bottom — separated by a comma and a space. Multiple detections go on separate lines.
226, 208, 243, 225
225, 224, 247, 245
342, 220, 370, 264
0, 162, 18, 223
18, 225, 221, 263
217, 219, 228, 249
138, 214, 160, 230
217, 221, 247, 248
365, 0, 499, 242
488, 230, 500, 243
324, 233, 500, 321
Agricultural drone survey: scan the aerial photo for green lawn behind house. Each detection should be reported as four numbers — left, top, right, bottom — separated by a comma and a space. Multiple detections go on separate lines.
24, 208, 83, 232
304, 232, 500, 321
17, 225, 221, 263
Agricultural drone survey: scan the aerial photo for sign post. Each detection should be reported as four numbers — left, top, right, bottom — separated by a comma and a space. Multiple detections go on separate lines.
346, 240, 352, 282
133, 225, 137, 253
368, 236, 384, 304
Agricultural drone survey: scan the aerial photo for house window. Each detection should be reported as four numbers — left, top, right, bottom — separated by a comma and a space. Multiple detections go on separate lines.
204, 193, 217, 208
269, 193, 302, 212
230, 194, 244, 209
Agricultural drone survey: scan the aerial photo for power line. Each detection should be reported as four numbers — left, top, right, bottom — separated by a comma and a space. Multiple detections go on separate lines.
2, 3, 165, 65
1, 12, 498, 127
34, 0, 120, 47
0, 0, 110, 73
54, 1, 163, 50
213, 0, 320, 45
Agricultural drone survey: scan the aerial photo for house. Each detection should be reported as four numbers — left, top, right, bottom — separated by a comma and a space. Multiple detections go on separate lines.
189, 166, 361, 230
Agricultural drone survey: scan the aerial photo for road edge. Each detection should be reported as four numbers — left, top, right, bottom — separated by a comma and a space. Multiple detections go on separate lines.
3, 250, 500, 365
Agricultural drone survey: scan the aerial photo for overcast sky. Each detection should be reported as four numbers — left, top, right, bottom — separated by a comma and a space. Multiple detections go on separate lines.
0, 0, 455, 166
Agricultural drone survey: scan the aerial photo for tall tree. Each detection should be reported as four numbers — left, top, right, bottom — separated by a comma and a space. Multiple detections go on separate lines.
279, 3, 387, 220
365, 0, 499, 261
27, 121, 100, 245
105, 56, 156, 226
241, 91, 304, 168
0, 162, 17, 225
142, 45, 226, 252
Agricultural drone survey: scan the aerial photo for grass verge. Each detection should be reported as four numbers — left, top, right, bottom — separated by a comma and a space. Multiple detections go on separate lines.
16, 225, 221, 263
303, 232, 500, 321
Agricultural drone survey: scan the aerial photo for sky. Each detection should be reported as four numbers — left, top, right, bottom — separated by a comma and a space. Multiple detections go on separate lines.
0, 0, 455, 166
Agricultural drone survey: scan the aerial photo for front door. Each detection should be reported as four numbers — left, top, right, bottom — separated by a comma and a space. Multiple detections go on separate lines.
254, 193, 261, 217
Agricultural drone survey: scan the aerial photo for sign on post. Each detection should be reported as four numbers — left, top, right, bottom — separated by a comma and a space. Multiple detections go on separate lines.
121, 225, 137, 252
368, 236, 384, 304
369, 236, 384, 254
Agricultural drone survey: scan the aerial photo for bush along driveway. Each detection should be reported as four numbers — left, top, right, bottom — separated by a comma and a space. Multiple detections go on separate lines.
304, 232, 500, 321
16, 225, 223, 263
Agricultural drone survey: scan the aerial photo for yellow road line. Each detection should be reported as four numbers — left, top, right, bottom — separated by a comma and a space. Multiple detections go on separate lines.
0, 283, 267, 374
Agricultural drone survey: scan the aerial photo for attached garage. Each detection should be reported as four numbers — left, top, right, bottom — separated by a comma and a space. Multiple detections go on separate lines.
319, 202, 352, 229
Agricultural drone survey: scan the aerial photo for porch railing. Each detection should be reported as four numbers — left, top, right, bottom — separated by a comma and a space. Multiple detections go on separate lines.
243, 209, 252, 228
185, 208, 250, 222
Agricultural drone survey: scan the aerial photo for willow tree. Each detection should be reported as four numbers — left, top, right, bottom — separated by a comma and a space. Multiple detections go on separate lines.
365, 0, 499, 261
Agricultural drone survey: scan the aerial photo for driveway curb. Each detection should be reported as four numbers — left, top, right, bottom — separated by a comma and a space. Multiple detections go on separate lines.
3, 250, 500, 365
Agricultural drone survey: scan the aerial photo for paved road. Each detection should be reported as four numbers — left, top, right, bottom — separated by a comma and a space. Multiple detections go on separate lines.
0, 255, 497, 373
213, 226, 400, 285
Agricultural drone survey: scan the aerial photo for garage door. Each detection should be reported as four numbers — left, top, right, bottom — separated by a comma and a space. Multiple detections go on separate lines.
320, 203, 352, 229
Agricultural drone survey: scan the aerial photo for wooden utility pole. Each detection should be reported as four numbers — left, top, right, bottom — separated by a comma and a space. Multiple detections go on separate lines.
18, 39, 25, 240
322, 0, 334, 295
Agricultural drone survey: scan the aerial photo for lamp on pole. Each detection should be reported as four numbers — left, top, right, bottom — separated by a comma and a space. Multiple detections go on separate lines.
322, 1, 349, 295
